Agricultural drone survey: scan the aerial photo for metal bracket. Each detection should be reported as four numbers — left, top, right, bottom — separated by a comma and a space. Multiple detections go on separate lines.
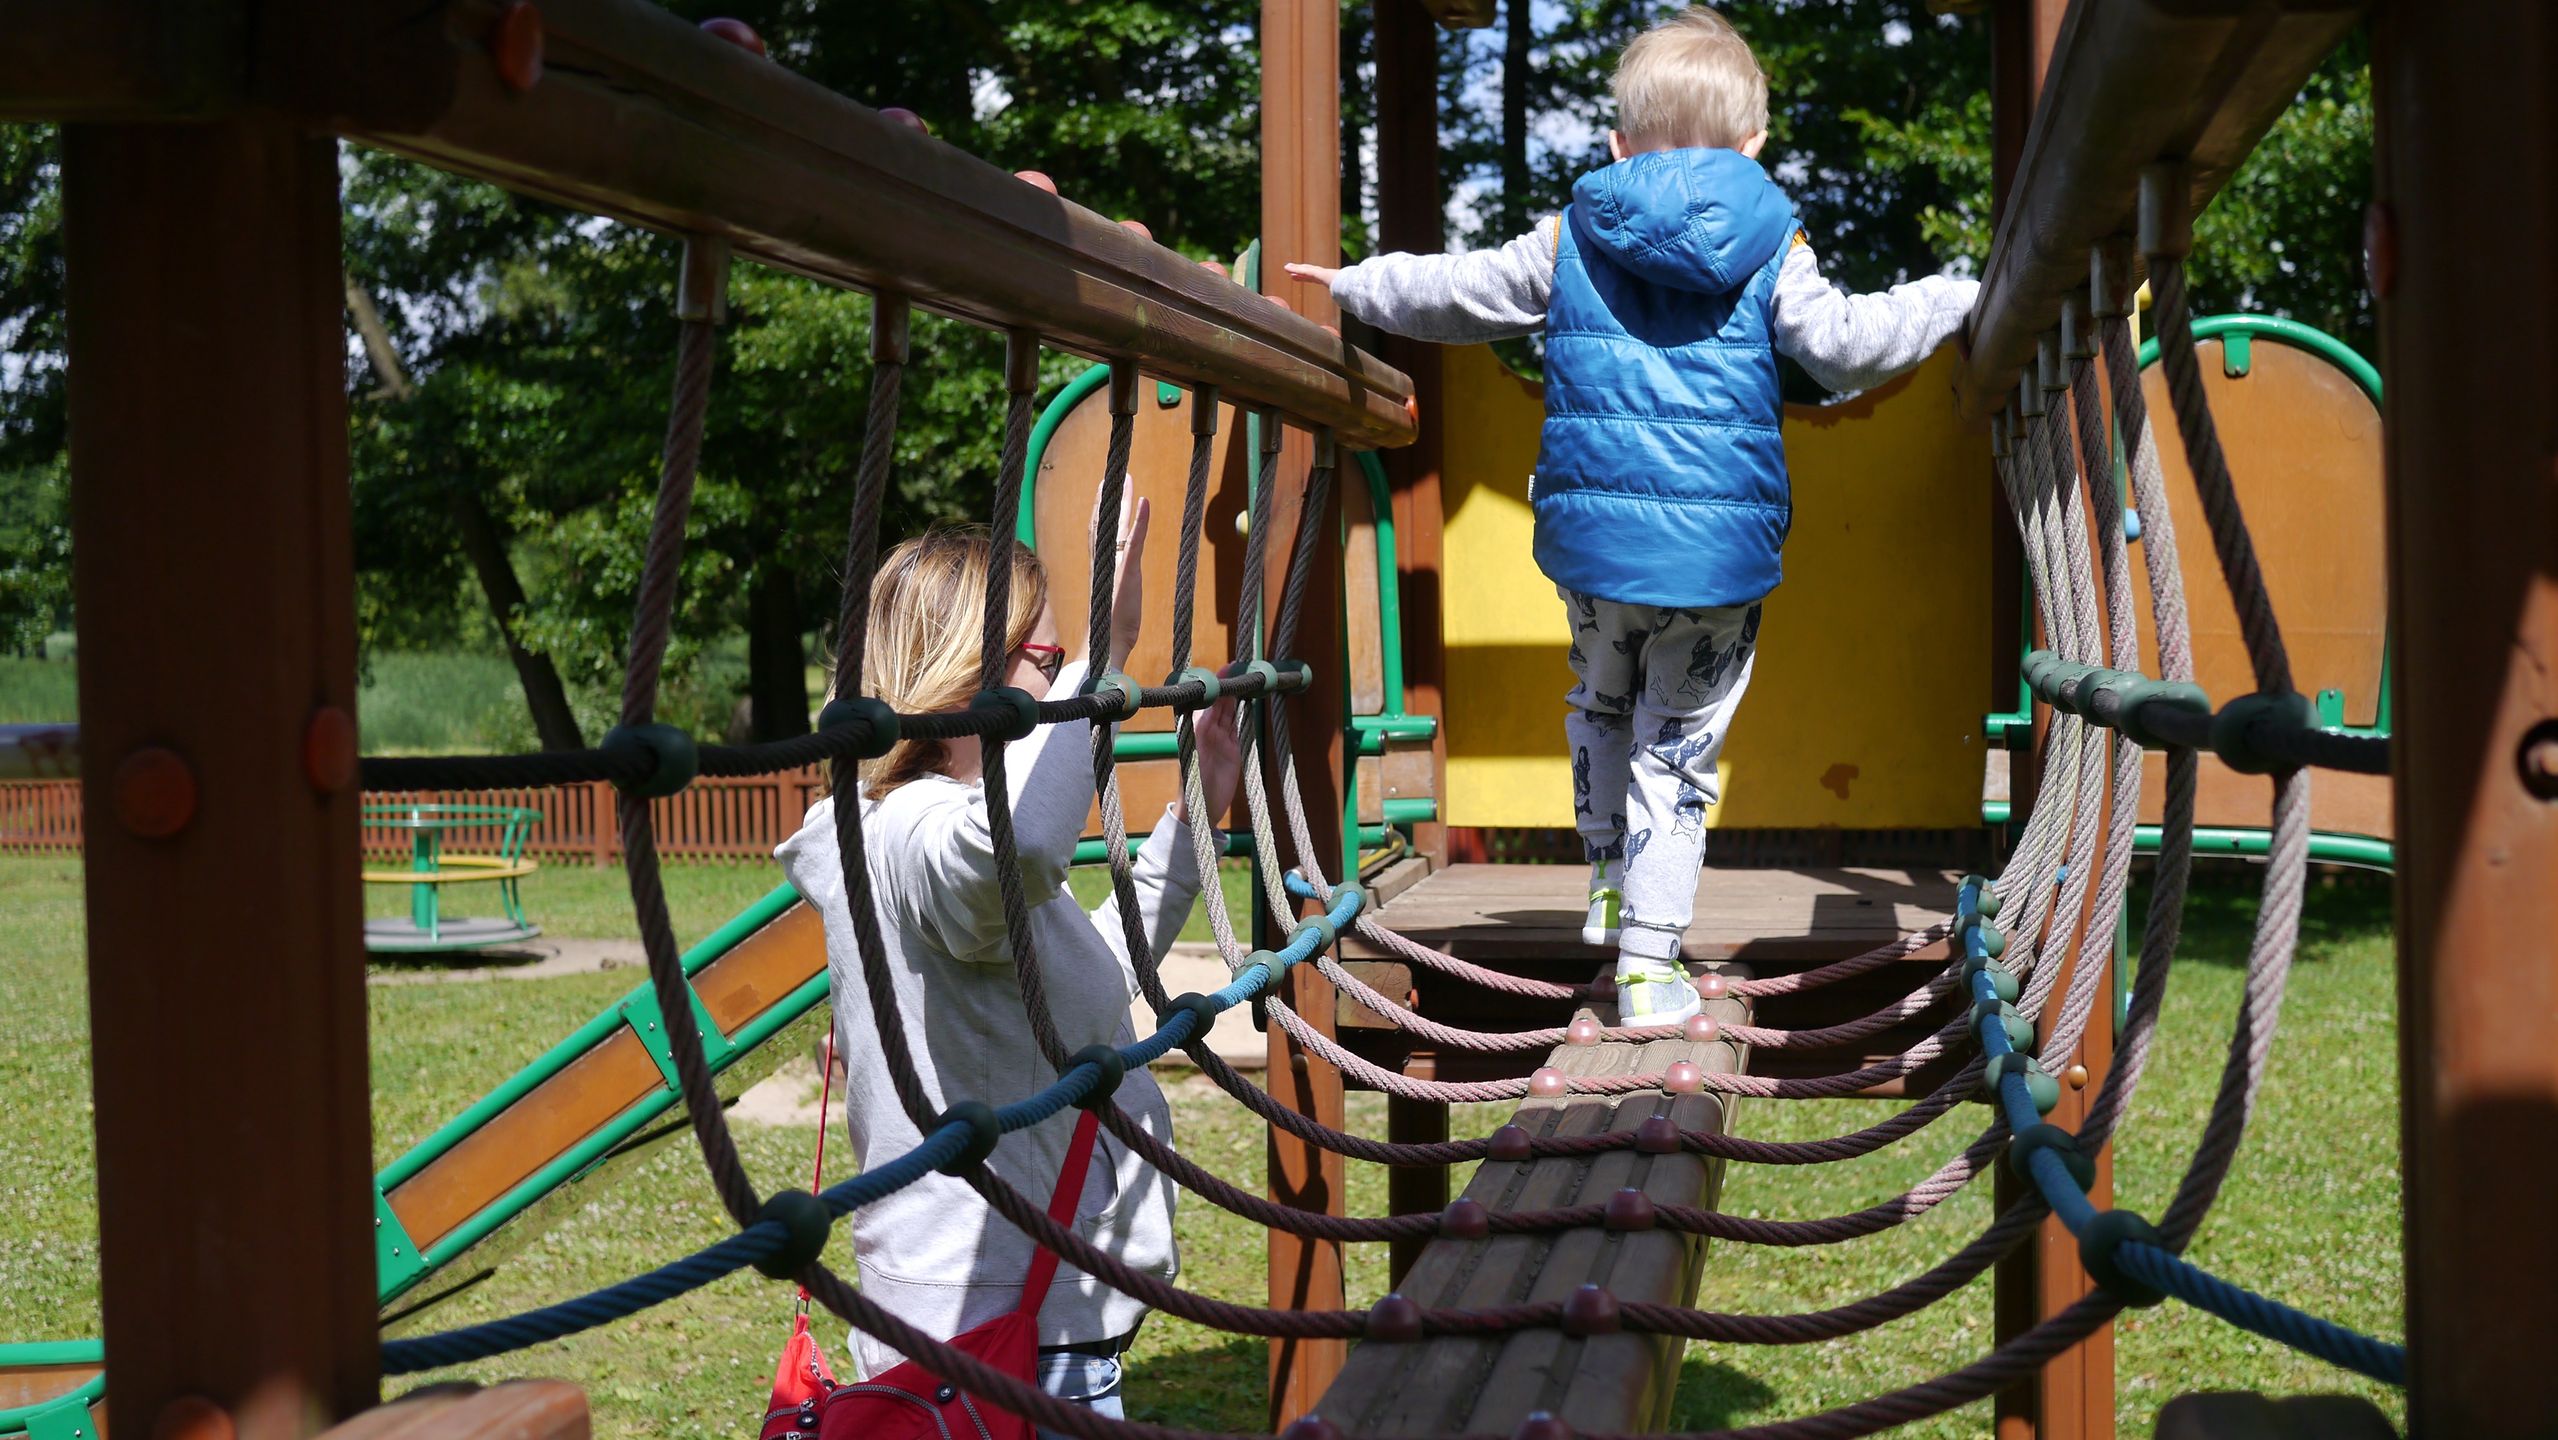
374, 1183, 430, 1296
621, 982, 739, 1095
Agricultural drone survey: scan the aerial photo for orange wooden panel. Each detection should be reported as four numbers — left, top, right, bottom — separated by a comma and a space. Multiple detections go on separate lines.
2131, 336, 2390, 840
0, 1364, 101, 1413
1034, 384, 1248, 724
386, 904, 825, 1251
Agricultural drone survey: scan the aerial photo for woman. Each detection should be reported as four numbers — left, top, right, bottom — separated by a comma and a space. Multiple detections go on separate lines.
777, 486, 1241, 1432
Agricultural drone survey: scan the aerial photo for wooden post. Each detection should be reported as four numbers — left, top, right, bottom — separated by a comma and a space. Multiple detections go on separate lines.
1374, 0, 1450, 871
66, 118, 378, 1436
1262, 0, 1350, 1424
2374, 5, 2558, 1434
1386, 1053, 1450, 1287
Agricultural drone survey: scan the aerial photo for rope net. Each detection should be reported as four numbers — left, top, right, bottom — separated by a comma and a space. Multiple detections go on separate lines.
362, 176, 2407, 1432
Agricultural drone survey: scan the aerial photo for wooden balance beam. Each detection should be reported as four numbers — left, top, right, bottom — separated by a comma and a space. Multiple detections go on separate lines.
1313, 973, 1752, 1435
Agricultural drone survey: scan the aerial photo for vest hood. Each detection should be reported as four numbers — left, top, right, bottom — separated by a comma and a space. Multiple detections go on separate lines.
1567, 148, 1794, 296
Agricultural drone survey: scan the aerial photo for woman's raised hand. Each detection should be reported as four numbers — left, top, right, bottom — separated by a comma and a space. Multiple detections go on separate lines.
1091, 474, 1150, 672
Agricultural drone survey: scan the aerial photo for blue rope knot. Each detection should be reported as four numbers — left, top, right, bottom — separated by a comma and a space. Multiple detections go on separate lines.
1065, 1042, 1128, 1110
2078, 1208, 2171, 1307
933, 1100, 1002, 1176
753, 1191, 833, 1278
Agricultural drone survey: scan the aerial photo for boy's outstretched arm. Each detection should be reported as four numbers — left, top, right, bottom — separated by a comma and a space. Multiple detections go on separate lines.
1283, 220, 1559, 344
1771, 239, 1981, 396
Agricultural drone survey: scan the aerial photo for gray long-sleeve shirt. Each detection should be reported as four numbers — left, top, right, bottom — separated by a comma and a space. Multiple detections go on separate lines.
1329, 218, 1977, 396
776, 658, 1198, 1377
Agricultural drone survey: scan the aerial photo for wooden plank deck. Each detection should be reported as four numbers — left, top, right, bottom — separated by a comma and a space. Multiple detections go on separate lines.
1312, 980, 1754, 1435
1336, 863, 1961, 1092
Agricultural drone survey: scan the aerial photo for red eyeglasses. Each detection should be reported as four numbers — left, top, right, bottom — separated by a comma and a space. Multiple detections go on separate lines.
1016, 641, 1066, 684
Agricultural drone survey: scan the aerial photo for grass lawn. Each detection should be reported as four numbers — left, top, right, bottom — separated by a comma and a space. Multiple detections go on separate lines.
3, 857, 2403, 1438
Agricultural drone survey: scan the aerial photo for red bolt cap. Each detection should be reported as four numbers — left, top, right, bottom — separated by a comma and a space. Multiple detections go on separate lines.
114, 747, 197, 840
1487, 1123, 1534, 1162
699, 17, 766, 54
303, 705, 357, 794
490, 2, 544, 93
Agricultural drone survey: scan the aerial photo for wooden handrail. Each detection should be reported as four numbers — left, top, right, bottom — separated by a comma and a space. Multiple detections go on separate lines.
0, 0, 1417, 448
1956, 0, 2366, 422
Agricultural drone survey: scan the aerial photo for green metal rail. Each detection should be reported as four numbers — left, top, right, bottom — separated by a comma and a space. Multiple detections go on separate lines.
1984, 313, 2392, 870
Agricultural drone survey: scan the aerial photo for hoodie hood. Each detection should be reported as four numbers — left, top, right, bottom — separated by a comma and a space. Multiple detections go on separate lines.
1568, 148, 1794, 295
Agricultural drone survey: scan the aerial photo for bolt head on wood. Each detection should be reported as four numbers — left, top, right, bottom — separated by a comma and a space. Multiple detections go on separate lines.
1695, 971, 1729, 1000
1633, 1114, 1681, 1154
1487, 1123, 1534, 1162
1561, 1284, 1621, 1336
489, 1, 544, 93
1514, 1414, 1573, 1440
1280, 1418, 1342, 1440
150, 1397, 235, 1440
1603, 1187, 1656, 1232
302, 705, 357, 794
1012, 168, 1056, 192
1439, 1196, 1491, 1240
1118, 218, 1152, 240
1681, 1013, 1719, 1044
2065, 1063, 2091, 1090
1662, 1060, 1703, 1094
1565, 1016, 1602, 1046
1528, 1066, 1567, 1098
113, 747, 197, 839
699, 17, 767, 55
2518, 723, 2558, 800
880, 107, 932, 137
1367, 1292, 1423, 1343
2362, 201, 2397, 299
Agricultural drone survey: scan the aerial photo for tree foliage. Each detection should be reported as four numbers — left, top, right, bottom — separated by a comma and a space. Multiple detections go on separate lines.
0, 2, 2377, 719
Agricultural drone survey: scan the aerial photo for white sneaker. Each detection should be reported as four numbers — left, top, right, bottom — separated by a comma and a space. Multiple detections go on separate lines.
1615, 961, 1702, 1028
1581, 882, 1622, 948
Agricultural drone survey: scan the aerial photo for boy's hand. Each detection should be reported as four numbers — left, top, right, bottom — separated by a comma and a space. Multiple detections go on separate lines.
1282, 261, 1342, 288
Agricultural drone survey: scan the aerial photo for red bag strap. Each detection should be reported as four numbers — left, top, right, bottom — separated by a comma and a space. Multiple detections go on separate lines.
1015, 1108, 1103, 1318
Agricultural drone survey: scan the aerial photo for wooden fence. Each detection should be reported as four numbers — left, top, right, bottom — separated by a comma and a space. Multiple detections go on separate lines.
0, 770, 830, 865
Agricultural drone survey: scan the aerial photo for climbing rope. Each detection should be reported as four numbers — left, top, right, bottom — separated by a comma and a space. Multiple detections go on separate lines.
360, 153, 2405, 1440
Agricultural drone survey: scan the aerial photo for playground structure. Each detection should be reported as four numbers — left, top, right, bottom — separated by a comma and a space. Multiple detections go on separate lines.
1, 3, 2551, 1440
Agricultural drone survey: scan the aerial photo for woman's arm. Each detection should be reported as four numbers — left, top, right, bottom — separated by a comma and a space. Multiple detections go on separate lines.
907, 658, 1099, 958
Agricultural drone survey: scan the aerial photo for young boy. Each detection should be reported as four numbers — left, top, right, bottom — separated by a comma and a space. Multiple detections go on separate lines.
1288, 6, 1977, 1025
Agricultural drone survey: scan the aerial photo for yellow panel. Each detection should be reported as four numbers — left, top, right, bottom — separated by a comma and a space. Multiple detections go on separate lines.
1440, 343, 1991, 829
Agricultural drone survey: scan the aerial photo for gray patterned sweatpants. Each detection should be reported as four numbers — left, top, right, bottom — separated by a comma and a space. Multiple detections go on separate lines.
1560, 584, 1762, 964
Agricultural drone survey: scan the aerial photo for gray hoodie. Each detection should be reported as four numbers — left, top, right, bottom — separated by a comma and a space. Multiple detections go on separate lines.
775, 659, 1202, 1377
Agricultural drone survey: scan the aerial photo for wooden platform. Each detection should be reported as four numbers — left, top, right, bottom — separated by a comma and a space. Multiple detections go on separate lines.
1313, 980, 1753, 1435
1337, 862, 1961, 1092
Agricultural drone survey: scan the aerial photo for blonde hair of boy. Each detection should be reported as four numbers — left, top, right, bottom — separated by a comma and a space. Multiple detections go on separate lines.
1612, 6, 1769, 152
851, 527, 1049, 799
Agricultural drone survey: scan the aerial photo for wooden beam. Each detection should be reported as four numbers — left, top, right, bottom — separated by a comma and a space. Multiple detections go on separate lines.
1373, 0, 1452, 869
1315, 981, 1752, 1434
66, 117, 377, 1436
0, 1, 248, 121
1262, 0, 1351, 1425
2374, 3, 2558, 1433
279, 0, 1412, 448
1957, 0, 2368, 421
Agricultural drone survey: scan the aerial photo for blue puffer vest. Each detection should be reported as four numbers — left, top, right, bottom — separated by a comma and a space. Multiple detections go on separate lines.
1533, 148, 1797, 609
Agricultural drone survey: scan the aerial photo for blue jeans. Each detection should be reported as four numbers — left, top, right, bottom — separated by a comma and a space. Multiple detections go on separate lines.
1033, 1351, 1124, 1440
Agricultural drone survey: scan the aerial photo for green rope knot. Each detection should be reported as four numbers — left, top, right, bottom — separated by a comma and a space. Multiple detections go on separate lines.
1065, 1042, 1127, 1110
815, 695, 901, 759
1984, 1052, 2060, 1114
1243, 658, 1282, 695
970, 687, 1042, 742
602, 723, 698, 799
1269, 657, 1313, 693
1238, 948, 1284, 991
1330, 880, 1367, 919
1973, 961, 2022, 1004
2007, 1122, 2097, 1192
752, 1190, 834, 1278
1085, 670, 1142, 720
2117, 678, 2212, 749
2078, 1208, 2171, 1307
1177, 665, 1223, 703
932, 1100, 1002, 1176
1971, 997, 2036, 1052
1291, 913, 1339, 955
2210, 689, 2320, 775
1161, 991, 1222, 1045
